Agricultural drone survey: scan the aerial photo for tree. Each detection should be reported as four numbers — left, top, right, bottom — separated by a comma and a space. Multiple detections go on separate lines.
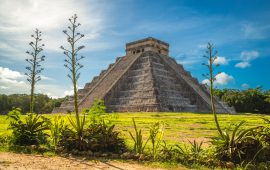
60, 14, 85, 142
25, 29, 45, 113
202, 42, 223, 137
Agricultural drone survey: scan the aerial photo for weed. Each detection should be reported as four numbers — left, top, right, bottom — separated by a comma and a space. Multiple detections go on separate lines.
129, 118, 149, 154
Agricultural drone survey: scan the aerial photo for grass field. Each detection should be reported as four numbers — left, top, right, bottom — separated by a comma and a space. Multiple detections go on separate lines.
1, 112, 269, 148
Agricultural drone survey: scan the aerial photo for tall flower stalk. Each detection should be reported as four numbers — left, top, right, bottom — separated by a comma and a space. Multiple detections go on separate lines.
60, 14, 85, 143
25, 29, 45, 113
202, 42, 223, 137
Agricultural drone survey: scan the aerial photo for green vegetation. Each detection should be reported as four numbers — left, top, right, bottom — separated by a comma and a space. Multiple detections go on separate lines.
202, 42, 223, 137
0, 112, 269, 145
214, 88, 270, 114
1, 111, 270, 169
129, 118, 150, 154
7, 108, 49, 146
60, 14, 86, 148
149, 122, 164, 160
25, 29, 46, 113
0, 94, 65, 114
48, 115, 67, 149
1, 87, 269, 115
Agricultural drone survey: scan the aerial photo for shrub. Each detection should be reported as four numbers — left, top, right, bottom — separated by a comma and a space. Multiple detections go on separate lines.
58, 121, 126, 153
0, 135, 11, 149
86, 99, 107, 124
7, 108, 49, 146
88, 99, 106, 115
244, 118, 270, 163
66, 111, 87, 151
48, 115, 68, 149
211, 121, 262, 163
84, 121, 126, 152
58, 127, 87, 152
158, 141, 176, 161
158, 140, 207, 166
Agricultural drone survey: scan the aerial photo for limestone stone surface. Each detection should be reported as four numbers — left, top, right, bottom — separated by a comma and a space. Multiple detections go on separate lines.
53, 37, 235, 113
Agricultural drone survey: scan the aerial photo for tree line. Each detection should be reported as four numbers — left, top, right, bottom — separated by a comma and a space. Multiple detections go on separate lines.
0, 94, 65, 114
1, 87, 269, 115
214, 87, 270, 114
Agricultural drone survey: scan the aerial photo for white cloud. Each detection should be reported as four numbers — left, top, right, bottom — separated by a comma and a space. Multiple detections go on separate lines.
63, 85, 84, 96
235, 50, 259, 69
214, 56, 228, 65
241, 83, 249, 89
202, 72, 234, 86
0, 67, 24, 79
240, 51, 259, 61
0, 0, 107, 61
0, 86, 9, 90
0, 67, 28, 94
202, 79, 210, 85
0, 66, 71, 98
40, 75, 54, 81
235, 61, 251, 68
64, 90, 74, 96
215, 72, 234, 85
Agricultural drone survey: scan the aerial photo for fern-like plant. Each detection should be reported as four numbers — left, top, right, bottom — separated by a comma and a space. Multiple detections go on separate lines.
7, 108, 49, 146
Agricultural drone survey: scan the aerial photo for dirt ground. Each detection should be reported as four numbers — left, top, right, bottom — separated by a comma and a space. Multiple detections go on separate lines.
0, 152, 187, 170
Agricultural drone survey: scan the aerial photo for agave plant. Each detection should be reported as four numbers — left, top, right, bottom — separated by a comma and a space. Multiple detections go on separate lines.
49, 115, 67, 150
129, 118, 149, 154
211, 120, 259, 163
188, 140, 204, 158
66, 111, 87, 150
84, 120, 126, 152
7, 108, 49, 146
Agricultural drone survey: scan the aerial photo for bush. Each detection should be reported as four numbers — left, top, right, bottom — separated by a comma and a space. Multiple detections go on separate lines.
88, 99, 106, 115
211, 120, 270, 164
0, 135, 11, 149
86, 99, 107, 124
48, 115, 68, 149
7, 108, 49, 146
158, 140, 208, 166
58, 121, 126, 153
84, 121, 126, 152
158, 141, 179, 161
57, 127, 87, 152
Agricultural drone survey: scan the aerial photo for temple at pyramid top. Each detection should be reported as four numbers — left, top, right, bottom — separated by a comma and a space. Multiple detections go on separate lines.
53, 37, 235, 114
126, 37, 169, 56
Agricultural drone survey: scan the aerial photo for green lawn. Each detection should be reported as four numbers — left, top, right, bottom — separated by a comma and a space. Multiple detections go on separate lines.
1, 112, 269, 147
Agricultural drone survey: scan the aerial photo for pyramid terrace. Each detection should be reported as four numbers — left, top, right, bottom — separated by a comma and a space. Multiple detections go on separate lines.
53, 37, 235, 113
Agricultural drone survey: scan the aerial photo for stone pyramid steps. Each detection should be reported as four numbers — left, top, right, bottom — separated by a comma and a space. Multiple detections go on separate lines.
53, 37, 235, 114
160, 55, 234, 113
78, 53, 142, 110
106, 51, 198, 112
52, 56, 122, 113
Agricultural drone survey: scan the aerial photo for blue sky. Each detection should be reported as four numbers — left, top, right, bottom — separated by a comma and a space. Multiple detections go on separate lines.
0, 0, 269, 98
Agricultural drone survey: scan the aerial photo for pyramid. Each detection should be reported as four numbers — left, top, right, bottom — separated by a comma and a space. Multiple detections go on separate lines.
53, 37, 235, 113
